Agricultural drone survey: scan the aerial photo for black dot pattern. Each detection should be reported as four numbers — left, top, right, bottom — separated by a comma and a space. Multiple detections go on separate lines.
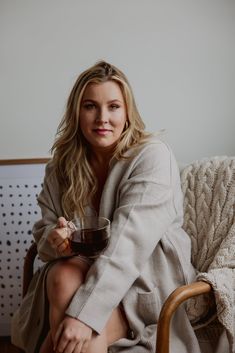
0, 163, 46, 335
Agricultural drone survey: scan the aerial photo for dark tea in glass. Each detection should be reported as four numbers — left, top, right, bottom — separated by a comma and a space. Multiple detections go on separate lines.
69, 216, 110, 258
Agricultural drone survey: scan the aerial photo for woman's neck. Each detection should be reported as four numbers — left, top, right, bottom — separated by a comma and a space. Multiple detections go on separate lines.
90, 149, 112, 214
90, 146, 114, 168
90, 155, 110, 182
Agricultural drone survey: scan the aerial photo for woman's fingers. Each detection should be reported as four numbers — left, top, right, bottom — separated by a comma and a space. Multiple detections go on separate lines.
62, 340, 78, 353
48, 217, 71, 249
54, 317, 92, 353
79, 339, 89, 353
48, 226, 72, 255
57, 238, 70, 253
65, 339, 88, 353
50, 228, 68, 246
57, 216, 68, 228
76, 340, 84, 353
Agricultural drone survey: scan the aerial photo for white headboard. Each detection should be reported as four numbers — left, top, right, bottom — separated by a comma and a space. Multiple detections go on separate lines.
0, 159, 49, 336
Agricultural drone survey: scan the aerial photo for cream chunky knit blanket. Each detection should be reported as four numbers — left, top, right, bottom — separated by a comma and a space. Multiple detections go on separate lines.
180, 156, 235, 352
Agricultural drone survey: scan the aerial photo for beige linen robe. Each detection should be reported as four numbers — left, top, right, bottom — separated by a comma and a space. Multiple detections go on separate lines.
11, 138, 200, 353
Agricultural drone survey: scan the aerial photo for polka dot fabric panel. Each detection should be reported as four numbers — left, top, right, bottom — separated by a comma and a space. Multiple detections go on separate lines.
0, 162, 47, 335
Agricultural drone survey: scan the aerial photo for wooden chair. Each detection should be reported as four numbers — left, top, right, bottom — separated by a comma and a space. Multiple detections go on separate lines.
22, 242, 38, 298
156, 281, 212, 353
156, 156, 235, 353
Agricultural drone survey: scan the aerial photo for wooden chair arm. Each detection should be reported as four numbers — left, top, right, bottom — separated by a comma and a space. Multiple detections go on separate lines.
23, 242, 38, 297
156, 281, 212, 353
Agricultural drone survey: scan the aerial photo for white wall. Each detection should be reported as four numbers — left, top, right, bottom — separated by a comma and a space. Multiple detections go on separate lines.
1, 0, 235, 163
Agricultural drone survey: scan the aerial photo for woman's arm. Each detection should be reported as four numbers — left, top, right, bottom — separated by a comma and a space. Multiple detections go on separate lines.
33, 162, 66, 262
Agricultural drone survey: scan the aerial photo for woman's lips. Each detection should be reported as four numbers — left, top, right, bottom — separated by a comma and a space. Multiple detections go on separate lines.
93, 129, 112, 136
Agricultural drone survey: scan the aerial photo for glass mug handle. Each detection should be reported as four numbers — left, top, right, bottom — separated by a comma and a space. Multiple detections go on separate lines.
65, 217, 110, 257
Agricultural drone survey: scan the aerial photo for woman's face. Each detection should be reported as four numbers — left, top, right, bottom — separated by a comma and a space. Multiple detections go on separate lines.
79, 80, 127, 152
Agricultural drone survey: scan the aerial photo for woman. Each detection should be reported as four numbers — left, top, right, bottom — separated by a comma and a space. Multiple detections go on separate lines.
11, 61, 199, 353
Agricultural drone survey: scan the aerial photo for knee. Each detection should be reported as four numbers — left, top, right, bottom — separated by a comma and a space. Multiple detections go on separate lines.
46, 258, 87, 304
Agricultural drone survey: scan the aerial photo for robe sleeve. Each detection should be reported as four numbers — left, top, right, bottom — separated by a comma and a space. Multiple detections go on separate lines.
32, 162, 62, 262
65, 141, 178, 334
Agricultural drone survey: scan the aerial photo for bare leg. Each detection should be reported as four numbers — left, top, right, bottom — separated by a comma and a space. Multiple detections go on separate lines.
39, 257, 89, 353
47, 257, 90, 341
86, 306, 129, 353
40, 256, 129, 353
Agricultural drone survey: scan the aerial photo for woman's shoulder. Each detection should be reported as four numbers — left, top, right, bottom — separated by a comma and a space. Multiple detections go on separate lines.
129, 135, 173, 162
124, 136, 180, 183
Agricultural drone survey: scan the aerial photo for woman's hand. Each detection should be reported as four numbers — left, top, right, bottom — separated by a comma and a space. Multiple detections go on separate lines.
54, 316, 93, 353
48, 217, 72, 256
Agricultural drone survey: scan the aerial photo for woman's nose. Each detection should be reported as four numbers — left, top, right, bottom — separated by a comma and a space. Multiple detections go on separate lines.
95, 108, 108, 124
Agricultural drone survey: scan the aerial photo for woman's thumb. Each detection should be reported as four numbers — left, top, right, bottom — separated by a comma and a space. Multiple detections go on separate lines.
57, 216, 67, 228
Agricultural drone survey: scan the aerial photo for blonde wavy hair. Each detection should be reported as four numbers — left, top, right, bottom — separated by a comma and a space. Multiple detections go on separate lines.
51, 60, 150, 219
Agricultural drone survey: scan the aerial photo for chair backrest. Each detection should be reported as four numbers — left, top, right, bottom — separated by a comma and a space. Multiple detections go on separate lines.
180, 156, 235, 273
0, 159, 49, 336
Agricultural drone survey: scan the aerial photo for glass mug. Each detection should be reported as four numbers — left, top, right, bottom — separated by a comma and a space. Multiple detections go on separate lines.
67, 216, 110, 258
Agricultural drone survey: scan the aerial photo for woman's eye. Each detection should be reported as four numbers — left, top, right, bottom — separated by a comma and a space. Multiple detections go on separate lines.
110, 104, 120, 110
83, 103, 96, 110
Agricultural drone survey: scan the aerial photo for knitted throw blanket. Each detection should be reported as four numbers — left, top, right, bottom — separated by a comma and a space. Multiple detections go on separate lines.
180, 156, 235, 352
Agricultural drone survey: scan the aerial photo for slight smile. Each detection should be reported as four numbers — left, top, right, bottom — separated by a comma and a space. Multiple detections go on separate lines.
93, 129, 112, 136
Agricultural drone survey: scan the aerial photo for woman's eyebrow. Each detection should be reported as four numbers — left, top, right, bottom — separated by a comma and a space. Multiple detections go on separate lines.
82, 99, 96, 103
82, 99, 123, 104
107, 99, 123, 104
